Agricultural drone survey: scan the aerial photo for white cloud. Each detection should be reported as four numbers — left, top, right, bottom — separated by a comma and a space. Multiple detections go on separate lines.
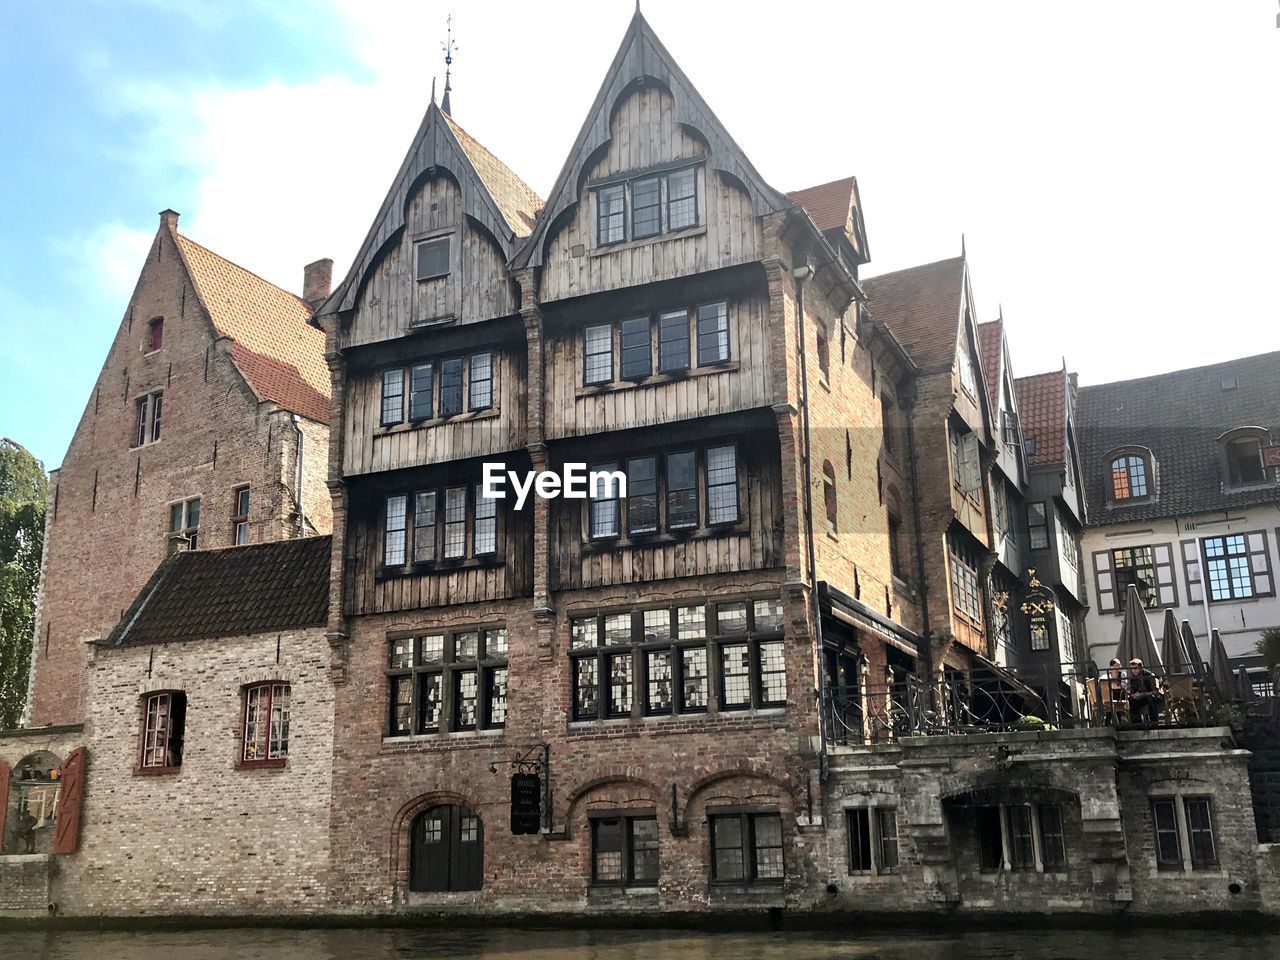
82, 0, 1280, 382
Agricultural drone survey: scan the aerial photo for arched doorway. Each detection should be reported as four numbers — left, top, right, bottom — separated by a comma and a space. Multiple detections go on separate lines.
410, 804, 483, 892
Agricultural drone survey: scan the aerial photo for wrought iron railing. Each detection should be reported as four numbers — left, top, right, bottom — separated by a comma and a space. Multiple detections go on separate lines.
823, 663, 1226, 746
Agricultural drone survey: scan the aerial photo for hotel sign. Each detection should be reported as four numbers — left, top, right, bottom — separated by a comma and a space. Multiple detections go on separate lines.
1264, 446, 1280, 468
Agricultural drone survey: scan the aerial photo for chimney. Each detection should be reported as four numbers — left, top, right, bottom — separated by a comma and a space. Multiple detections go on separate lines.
303, 258, 333, 307
159, 209, 180, 231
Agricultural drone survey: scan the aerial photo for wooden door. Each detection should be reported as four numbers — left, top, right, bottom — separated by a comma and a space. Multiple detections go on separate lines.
410, 804, 483, 892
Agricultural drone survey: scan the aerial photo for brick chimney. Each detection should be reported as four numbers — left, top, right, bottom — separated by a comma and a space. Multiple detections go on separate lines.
159, 209, 180, 231
303, 258, 333, 307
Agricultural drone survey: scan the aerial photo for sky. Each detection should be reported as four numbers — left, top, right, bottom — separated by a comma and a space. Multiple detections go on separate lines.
1, 1, 1278, 467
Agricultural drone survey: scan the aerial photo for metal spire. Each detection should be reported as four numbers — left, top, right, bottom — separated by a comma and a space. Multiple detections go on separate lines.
441, 14, 456, 115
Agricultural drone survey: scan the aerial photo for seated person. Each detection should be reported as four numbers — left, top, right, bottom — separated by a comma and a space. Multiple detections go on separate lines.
1128, 658, 1164, 723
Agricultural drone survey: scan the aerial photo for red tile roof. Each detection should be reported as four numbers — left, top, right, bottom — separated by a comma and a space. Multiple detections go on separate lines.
862, 256, 966, 372
445, 114, 544, 237
1015, 369, 1067, 466
787, 177, 856, 234
174, 233, 330, 424
977, 318, 1004, 405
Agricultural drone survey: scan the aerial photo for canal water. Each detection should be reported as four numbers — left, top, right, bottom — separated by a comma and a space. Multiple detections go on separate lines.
6, 927, 1280, 960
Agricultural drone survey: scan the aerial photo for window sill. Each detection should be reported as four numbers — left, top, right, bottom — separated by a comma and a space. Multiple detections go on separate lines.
568, 707, 785, 731
589, 224, 707, 258
238, 758, 287, 770
576, 360, 739, 398
381, 729, 504, 750
130, 440, 162, 452
376, 407, 500, 436
378, 556, 505, 580
1223, 480, 1279, 494
142, 349, 161, 358
133, 766, 181, 777
582, 523, 748, 553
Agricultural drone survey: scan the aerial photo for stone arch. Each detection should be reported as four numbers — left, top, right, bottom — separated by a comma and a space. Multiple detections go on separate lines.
565, 772, 661, 837
388, 789, 482, 886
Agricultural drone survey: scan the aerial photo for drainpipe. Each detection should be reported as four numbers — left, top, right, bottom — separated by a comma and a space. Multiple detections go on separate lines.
292, 413, 306, 537
793, 259, 831, 783
903, 387, 933, 676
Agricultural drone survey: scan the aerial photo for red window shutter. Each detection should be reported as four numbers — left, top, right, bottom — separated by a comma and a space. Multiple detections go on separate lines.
0, 761, 9, 847
52, 747, 87, 855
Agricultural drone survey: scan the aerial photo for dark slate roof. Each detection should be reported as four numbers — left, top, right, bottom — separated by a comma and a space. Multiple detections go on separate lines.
1016, 369, 1068, 467
106, 536, 331, 646
1077, 352, 1280, 525
862, 256, 965, 372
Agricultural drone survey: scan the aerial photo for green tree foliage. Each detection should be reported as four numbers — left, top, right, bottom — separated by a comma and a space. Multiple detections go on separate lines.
1259, 627, 1280, 682
0, 437, 47, 728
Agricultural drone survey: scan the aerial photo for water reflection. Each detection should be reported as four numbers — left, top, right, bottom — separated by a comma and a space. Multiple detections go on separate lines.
7, 927, 1279, 960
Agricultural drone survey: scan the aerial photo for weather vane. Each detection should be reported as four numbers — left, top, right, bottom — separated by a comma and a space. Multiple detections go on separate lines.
441, 14, 456, 114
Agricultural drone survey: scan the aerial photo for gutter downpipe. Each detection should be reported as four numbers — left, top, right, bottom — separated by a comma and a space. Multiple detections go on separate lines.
904, 386, 933, 675
293, 413, 306, 538
793, 259, 831, 783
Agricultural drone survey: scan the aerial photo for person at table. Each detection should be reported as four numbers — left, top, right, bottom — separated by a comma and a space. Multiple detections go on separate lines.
1105, 658, 1128, 718
1128, 658, 1163, 724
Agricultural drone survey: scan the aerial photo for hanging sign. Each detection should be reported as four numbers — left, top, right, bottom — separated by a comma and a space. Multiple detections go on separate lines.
510, 772, 541, 835
1264, 446, 1280, 468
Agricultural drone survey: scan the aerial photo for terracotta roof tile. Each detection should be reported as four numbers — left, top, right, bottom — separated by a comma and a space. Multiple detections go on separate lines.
977, 318, 1004, 404
106, 536, 331, 646
444, 115, 544, 237
1016, 370, 1067, 466
174, 234, 330, 424
787, 177, 856, 234
862, 257, 966, 372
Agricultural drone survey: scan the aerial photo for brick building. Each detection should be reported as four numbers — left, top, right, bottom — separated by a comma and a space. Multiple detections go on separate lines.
3, 8, 1271, 924
23, 210, 333, 730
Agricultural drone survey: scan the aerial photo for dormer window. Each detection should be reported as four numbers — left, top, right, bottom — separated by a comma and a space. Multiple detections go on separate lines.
415, 236, 450, 281
1224, 432, 1268, 487
1110, 452, 1151, 502
146, 317, 164, 353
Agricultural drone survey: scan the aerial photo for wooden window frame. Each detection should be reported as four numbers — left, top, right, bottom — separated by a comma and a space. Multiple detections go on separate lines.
596, 183, 626, 246
414, 235, 450, 282
589, 812, 660, 887
231, 485, 250, 546
579, 299, 732, 389
949, 541, 983, 624
145, 316, 164, 353
1223, 431, 1270, 488
383, 484, 503, 574
974, 802, 1069, 874
666, 165, 699, 232
137, 690, 186, 774
1028, 501, 1050, 550
381, 353, 495, 429
709, 810, 784, 885
629, 175, 662, 240
568, 598, 783, 722
133, 390, 164, 447
385, 628, 508, 737
619, 316, 654, 380
1106, 448, 1155, 504
240, 681, 290, 767
168, 496, 201, 551
846, 807, 900, 876
583, 323, 615, 386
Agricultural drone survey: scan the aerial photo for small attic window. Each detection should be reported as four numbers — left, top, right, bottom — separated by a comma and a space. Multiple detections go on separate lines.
415, 237, 450, 281
1024, 436, 1037, 457
1221, 377, 1239, 391
146, 317, 164, 352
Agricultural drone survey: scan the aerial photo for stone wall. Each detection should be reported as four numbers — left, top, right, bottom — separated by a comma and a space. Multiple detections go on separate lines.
814, 726, 1258, 917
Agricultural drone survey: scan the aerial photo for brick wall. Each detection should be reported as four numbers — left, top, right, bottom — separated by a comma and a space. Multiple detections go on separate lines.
56, 628, 334, 916
27, 220, 330, 728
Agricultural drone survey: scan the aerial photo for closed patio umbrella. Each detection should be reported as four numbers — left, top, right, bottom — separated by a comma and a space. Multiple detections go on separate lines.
1238, 666, 1255, 704
1180, 619, 1207, 678
1160, 609, 1192, 674
1115, 585, 1162, 669
1209, 628, 1233, 695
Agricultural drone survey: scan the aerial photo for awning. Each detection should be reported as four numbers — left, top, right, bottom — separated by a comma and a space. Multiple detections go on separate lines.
821, 583, 921, 659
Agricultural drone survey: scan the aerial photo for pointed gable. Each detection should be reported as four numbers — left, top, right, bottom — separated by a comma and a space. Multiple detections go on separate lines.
321, 101, 541, 320
172, 232, 330, 424
513, 10, 790, 270
787, 176, 869, 264
862, 256, 967, 373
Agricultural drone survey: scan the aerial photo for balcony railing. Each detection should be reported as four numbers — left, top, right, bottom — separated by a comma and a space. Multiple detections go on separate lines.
822, 663, 1226, 746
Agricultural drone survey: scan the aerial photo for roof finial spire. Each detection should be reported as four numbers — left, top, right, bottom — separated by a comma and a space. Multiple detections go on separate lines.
441, 14, 456, 115
961, 232, 967, 257
431, 76, 437, 105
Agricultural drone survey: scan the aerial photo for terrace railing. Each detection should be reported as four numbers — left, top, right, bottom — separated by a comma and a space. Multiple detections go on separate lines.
823, 662, 1221, 746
